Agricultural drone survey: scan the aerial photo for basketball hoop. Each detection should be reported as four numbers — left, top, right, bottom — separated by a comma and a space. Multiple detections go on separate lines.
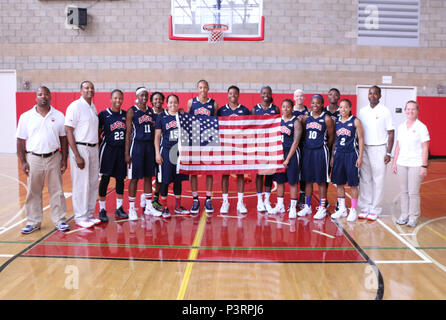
202, 23, 229, 44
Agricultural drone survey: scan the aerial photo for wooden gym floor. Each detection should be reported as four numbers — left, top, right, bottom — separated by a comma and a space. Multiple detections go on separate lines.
0, 153, 445, 300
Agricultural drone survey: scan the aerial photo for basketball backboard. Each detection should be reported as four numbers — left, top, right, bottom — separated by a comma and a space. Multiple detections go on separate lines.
169, 0, 264, 41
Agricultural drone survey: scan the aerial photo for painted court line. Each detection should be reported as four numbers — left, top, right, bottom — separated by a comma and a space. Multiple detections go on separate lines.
425, 225, 446, 242
344, 191, 431, 264
374, 260, 431, 264
176, 211, 207, 300
267, 219, 291, 226
0, 192, 72, 235
312, 230, 335, 239
377, 219, 432, 263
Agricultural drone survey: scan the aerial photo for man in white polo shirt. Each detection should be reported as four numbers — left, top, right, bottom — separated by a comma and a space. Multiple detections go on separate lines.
16, 86, 70, 234
357, 85, 395, 221
65, 81, 101, 228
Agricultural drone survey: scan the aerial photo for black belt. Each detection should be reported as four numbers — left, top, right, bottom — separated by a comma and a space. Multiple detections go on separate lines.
29, 150, 58, 158
76, 142, 97, 147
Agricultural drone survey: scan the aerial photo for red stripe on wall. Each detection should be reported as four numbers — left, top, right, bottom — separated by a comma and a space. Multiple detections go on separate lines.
16, 92, 445, 156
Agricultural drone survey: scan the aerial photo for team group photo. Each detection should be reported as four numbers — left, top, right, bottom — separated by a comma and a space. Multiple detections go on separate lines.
0, 0, 445, 302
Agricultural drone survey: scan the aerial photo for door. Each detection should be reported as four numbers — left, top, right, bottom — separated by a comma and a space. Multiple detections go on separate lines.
356, 85, 417, 155
0, 70, 17, 153
356, 85, 417, 216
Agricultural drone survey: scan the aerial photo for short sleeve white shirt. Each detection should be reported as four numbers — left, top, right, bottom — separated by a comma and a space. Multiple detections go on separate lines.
16, 106, 66, 154
64, 97, 99, 144
358, 103, 394, 145
396, 119, 430, 167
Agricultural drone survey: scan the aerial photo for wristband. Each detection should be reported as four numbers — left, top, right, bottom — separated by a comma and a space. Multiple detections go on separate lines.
386, 153, 391, 156
421, 165, 428, 168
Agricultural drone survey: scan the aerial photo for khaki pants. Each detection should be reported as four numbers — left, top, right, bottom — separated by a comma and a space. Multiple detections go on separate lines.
25, 151, 67, 227
397, 165, 422, 221
69, 144, 99, 224
359, 144, 387, 214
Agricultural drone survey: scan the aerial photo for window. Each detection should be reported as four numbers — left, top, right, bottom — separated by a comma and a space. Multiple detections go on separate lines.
358, 0, 420, 47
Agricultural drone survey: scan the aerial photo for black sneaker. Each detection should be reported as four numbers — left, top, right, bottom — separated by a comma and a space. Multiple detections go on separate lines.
298, 193, 305, 207
162, 207, 171, 218
152, 199, 163, 211
21, 224, 40, 234
205, 198, 214, 213
99, 209, 109, 223
190, 200, 200, 214
115, 206, 129, 219
174, 206, 190, 215
56, 222, 70, 231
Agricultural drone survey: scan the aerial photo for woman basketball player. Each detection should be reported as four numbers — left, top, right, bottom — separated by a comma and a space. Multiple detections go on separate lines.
297, 94, 335, 220
251, 85, 281, 214
187, 80, 219, 215
272, 99, 303, 219
293, 89, 309, 208
330, 99, 364, 222
217, 85, 250, 215
125, 87, 159, 220
154, 94, 189, 218
140, 91, 165, 213
97, 89, 128, 222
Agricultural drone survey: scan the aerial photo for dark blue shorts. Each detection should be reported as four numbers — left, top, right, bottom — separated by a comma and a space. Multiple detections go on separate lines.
331, 151, 359, 186
158, 147, 189, 185
302, 146, 330, 184
274, 147, 300, 185
128, 140, 155, 179
99, 143, 126, 179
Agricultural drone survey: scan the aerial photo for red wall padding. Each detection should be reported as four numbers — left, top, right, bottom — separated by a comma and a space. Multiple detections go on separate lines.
16, 92, 444, 156
417, 96, 446, 157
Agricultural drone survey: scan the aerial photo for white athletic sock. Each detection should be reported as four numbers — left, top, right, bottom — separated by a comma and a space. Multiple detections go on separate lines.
116, 198, 123, 209
257, 193, 263, 203
129, 197, 135, 210
99, 200, 106, 211
264, 192, 271, 204
222, 193, 229, 203
338, 197, 346, 210
237, 192, 244, 203
277, 197, 284, 206
145, 193, 152, 201
290, 199, 297, 208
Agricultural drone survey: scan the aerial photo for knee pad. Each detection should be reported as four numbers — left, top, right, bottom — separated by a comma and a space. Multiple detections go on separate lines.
115, 178, 124, 195
173, 180, 182, 195
160, 183, 169, 197
265, 175, 273, 188
99, 175, 110, 197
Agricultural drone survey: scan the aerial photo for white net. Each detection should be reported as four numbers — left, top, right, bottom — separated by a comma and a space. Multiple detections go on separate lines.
208, 29, 224, 43
203, 24, 228, 44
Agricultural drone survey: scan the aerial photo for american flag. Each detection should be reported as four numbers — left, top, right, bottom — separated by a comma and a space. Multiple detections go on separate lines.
177, 113, 285, 175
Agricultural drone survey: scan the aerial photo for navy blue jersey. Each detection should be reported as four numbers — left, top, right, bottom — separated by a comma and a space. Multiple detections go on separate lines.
292, 107, 308, 147
304, 112, 327, 149
292, 106, 309, 121
130, 105, 155, 141
98, 108, 126, 147
325, 106, 340, 122
251, 104, 280, 115
335, 115, 358, 153
217, 104, 250, 117
151, 107, 164, 123
189, 97, 216, 117
155, 111, 179, 150
280, 117, 297, 149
